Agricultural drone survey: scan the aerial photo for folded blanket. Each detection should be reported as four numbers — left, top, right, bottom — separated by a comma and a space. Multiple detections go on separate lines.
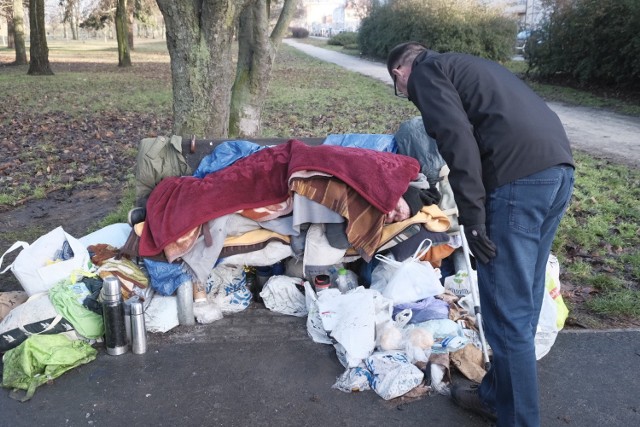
140, 140, 419, 256
290, 176, 384, 261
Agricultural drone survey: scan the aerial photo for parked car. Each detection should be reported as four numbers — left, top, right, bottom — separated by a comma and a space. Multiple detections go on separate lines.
515, 30, 531, 54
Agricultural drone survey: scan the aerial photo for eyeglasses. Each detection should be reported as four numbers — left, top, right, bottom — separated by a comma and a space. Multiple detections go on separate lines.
393, 65, 407, 98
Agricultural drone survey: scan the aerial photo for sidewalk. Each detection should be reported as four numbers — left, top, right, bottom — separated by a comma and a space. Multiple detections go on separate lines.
283, 39, 640, 169
1, 307, 639, 426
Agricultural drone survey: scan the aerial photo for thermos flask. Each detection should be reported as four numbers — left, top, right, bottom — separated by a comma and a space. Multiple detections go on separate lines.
130, 301, 147, 355
101, 276, 128, 356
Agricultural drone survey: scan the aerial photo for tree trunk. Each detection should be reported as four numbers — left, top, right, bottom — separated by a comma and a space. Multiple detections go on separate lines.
229, 0, 297, 137
70, 19, 78, 40
7, 17, 15, 49
128, 11, 135, 50
27, 0, 54, 75
13, 0, 28, 65
116, 0, 132, 67
156, 0, 249, 138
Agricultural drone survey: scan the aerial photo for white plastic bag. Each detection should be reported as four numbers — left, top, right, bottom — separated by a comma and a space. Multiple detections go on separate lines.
144, 295, 179, 333
535, 254, 569, 359
205, 265, 252, 314
317, 288, 377, 367
365, 351, 424, 400
375, 240, 444, 305
443, 270, 476, 297
260, 276, 307, 317
0, 292, 78, 352
332, 366, 372, 393
0, 227, 91, 296
304, 281, 333, 344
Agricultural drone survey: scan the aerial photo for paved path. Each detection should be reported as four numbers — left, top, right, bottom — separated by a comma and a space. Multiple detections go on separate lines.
283, 39, 640, 169
1, 308, 639, 426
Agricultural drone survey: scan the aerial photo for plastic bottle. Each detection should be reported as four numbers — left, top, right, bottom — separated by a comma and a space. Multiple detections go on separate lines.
336, 268, 358, 294
176, 280, 195, 326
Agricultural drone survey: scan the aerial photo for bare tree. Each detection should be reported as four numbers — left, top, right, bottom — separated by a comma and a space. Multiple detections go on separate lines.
155, 0, 250, 137
229, 0, 297, 137
60, 0, 80, 40
156, 0, 298, 138
115, 0, 131, 66
346, 0, 372, 20
12, 0, 27, 64
0, 0, 16, 48
27, 0, 53, 75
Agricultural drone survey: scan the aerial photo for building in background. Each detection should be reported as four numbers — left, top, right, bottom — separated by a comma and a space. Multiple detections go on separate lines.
293, 0, 362, 37
489, 0, 545, 30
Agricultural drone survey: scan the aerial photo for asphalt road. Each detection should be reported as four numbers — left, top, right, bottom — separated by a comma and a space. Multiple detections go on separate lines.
1, 308, 639, 426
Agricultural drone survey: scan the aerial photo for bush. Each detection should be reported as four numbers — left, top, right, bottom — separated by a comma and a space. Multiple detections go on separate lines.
328, 31, 359, 47
527, 0, 640, 89
358, 0, 517, 62
289, 27, 309, 39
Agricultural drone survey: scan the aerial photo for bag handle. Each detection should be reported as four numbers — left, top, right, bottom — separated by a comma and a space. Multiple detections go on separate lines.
374, 253, 401, 268
0, 241, 29, 274
375, 238, 434, 266
411, 238, 433, 260
16, 291, 64, 336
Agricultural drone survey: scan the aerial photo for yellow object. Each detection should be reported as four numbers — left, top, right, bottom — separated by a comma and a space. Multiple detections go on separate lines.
545, 267, 569, 330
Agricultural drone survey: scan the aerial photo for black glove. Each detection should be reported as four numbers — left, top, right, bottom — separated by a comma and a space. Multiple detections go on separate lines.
464, 224, 497, 264
419, 187, 442, 206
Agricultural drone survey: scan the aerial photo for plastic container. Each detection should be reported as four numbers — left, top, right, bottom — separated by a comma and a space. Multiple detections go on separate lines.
314, 274, 331, 294
335, 268, 358, 293
176, 280, 195, 326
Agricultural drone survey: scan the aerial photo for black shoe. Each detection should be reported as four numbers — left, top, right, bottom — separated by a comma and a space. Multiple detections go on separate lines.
451, 382, 497, 422
127, 207, 146, 227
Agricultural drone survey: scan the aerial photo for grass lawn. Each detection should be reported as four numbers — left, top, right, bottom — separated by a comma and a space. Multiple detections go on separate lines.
0, 38, 638, 327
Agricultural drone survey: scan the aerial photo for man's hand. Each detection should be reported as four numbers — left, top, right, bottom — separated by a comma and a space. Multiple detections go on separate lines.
464, 224, 497, 264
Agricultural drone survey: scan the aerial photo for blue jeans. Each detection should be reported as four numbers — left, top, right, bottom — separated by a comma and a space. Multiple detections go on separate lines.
477, 165, 574, 427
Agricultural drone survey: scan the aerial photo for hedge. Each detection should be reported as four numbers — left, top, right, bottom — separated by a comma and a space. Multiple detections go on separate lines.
358, 1, 518, 62
527, 0, 640, 89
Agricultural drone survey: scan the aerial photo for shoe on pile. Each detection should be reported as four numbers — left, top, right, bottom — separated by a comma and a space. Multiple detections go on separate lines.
450, 382, 497, 422
128, 207, 146, 227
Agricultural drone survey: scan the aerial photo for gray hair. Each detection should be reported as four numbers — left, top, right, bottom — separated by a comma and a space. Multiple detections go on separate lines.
386, 42, 427, 76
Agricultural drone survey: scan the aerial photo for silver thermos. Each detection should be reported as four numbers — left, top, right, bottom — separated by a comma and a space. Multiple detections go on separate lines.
130, 301, 147, 355
101, 276, 128, 356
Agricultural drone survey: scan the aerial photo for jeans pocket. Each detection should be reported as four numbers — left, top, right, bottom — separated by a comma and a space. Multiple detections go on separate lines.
509, 176, 561, 233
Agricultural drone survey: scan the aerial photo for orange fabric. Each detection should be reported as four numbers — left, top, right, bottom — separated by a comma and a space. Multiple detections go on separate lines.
419, 244, 456, 263
163, 225, 201, 263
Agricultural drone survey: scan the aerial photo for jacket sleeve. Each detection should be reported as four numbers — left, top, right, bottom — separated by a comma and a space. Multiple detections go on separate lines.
408, 60, 486, 226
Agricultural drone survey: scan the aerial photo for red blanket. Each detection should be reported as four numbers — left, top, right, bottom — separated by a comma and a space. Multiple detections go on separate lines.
139, 139, 419, 256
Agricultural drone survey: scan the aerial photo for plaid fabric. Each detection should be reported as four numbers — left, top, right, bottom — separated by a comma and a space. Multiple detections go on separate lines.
290, 177, 384, 261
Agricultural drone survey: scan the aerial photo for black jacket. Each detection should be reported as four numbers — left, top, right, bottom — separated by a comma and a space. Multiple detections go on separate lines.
407, 50, 574, 226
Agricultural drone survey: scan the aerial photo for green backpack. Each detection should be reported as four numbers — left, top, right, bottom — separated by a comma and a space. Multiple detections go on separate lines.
2, 334, 97, 401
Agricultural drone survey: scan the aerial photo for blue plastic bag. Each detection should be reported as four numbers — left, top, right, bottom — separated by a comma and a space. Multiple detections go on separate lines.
193, 140, 265, 178
143, 258, 192, 296
322, 134, 397, 153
